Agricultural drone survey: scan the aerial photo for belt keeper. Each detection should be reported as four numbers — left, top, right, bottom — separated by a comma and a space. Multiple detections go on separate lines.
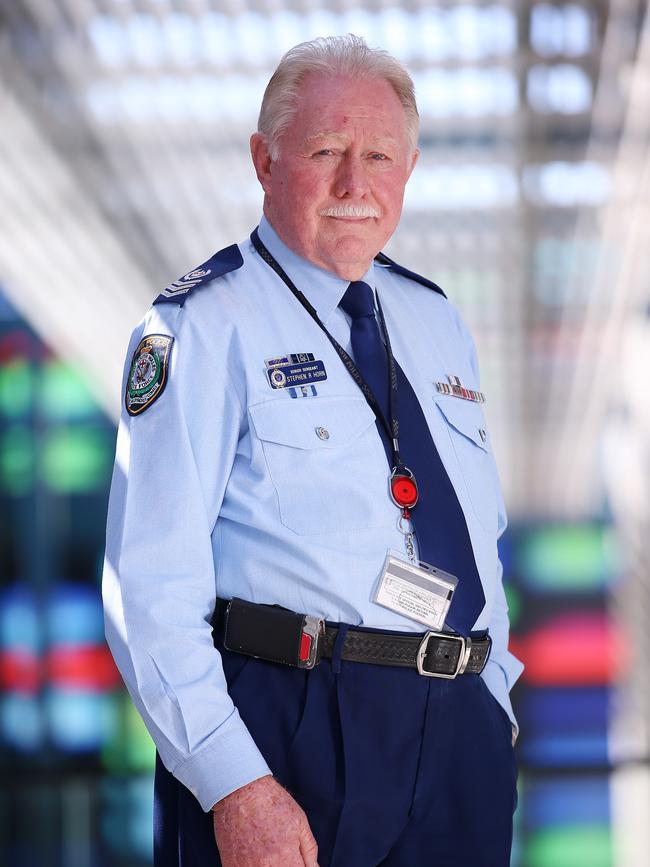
458, 637, 472, 675
331, 623, 349, 674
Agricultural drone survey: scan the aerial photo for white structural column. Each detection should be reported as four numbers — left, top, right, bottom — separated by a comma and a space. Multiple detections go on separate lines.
595, 5, 650, 861
0, 83, 152, 421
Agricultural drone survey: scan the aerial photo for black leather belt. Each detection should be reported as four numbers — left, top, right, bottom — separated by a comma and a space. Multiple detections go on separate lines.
213, 598, 491, 679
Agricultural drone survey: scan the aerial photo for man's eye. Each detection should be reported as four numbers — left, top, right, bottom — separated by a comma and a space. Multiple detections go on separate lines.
371, 153, 388, 161
314, 149, 334, 157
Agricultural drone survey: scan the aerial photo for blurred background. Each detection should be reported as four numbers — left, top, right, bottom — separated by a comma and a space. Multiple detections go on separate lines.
1, 0, 649, 864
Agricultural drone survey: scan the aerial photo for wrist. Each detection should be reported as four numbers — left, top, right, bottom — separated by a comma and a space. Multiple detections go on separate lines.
211, 774, 274, 812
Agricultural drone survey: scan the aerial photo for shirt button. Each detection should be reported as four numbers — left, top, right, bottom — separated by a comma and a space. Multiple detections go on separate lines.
479, 428, 487, 442
315, 426, 330, 441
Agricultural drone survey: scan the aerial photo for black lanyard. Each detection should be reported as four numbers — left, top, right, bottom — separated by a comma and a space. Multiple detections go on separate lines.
251, 228, 418, 512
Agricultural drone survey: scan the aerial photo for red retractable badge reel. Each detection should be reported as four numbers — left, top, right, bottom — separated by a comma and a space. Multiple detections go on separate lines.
390, 469, 418, 512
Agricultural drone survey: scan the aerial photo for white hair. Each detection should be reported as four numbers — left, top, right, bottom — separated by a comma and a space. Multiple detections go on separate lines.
258, 35, 419, 159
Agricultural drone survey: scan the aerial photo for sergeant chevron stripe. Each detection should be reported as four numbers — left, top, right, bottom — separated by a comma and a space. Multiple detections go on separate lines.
153, 244, 244, 307
162, 268, 212, 297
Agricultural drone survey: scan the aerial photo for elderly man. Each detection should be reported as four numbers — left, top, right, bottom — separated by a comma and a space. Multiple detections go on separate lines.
104, 35, 523, 867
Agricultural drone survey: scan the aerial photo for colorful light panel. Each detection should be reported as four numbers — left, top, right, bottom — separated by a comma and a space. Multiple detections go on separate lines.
46, 584, 105, 646
520, 732, 609, 767
40, 426, 113, 493
0, 586, 40, 654
518, 687, 608, 732
0, 694, 43, 751
102, 695, 156, 774
0, 359, 34, 418
46, 689, 120, 753
0, 425, 35, 495
515, 524, 620, 592
39, 360, 99, 421
101, 776, 153, 860
511, 612, 628, 685
526, 825, 612, 867
525, 777, 610, 828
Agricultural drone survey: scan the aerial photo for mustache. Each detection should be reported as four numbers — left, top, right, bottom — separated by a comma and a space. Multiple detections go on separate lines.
319, 205, 380, 218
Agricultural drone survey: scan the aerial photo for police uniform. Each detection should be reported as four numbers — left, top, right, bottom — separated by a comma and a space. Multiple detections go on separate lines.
103, 217, 523, 866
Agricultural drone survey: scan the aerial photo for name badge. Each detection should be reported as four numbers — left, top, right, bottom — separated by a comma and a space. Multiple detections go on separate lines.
267, 360, 327, 390
373, 552, 458, 631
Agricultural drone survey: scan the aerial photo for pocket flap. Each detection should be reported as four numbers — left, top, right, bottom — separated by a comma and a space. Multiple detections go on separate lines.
249, 396, 376, 450
434, 395, 489, 452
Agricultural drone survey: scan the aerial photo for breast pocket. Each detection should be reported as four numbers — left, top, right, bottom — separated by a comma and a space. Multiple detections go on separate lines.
249, 396, 387, 535
433, 396, 499, 535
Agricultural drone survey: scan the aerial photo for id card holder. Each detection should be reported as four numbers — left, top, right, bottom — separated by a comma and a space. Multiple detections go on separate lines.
372, 551, 458, 630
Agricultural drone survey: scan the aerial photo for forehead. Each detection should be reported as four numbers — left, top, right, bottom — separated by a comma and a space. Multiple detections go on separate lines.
289, 73, 408, 142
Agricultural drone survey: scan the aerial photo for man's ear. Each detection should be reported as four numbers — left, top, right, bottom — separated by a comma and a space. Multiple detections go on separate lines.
407, 147, 420, 180
250, 133, 273, 195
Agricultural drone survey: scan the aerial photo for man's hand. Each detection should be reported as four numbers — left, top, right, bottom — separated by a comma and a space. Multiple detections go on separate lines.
212, 775, 319, 867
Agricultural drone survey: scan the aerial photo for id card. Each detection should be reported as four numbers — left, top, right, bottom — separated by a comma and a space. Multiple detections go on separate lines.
372, 551, 458, 630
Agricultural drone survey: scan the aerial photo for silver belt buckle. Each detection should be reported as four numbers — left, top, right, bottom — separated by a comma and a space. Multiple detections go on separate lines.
416, 632, 472, 679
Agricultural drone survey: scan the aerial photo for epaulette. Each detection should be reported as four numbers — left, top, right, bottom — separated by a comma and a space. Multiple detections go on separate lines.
374, 251, 447, 299
154, 244, 244, 307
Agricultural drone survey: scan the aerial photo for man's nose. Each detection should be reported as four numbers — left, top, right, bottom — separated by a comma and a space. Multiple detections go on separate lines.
333, 155, 369, 198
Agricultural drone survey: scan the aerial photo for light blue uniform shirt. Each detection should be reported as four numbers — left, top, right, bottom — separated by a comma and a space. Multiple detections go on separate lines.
103, 217, 523, 812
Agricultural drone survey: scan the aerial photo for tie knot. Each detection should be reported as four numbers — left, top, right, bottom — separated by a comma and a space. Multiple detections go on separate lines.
339, 281, 375, 320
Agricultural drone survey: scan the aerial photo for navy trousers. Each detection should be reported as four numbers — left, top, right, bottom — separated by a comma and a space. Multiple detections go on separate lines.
154, 628, 517, 867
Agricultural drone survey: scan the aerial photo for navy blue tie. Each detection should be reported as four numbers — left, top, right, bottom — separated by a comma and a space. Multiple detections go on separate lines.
340, 281, 485, 634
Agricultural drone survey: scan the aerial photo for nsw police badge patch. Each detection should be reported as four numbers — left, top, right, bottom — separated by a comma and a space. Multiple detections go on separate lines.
125, 334, 174, 416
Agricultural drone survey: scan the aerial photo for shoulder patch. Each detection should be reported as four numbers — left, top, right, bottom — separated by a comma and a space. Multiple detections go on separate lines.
125, 334, 174, 416
374, 252, 447, 299
154, 244, 244, 306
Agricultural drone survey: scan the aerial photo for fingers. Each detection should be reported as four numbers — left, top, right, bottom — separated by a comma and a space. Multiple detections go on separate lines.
298, 824, 319, 867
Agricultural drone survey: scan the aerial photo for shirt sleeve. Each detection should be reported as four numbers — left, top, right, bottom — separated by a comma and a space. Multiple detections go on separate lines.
102, 300, 272, 811
453, 306, 524, 731
482, 556, 524, 734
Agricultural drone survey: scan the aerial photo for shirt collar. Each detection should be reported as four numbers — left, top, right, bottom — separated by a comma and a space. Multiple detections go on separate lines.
256, 216, 376, 325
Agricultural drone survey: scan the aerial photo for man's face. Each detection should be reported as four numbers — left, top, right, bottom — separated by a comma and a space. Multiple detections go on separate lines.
251, 73, 419, 280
